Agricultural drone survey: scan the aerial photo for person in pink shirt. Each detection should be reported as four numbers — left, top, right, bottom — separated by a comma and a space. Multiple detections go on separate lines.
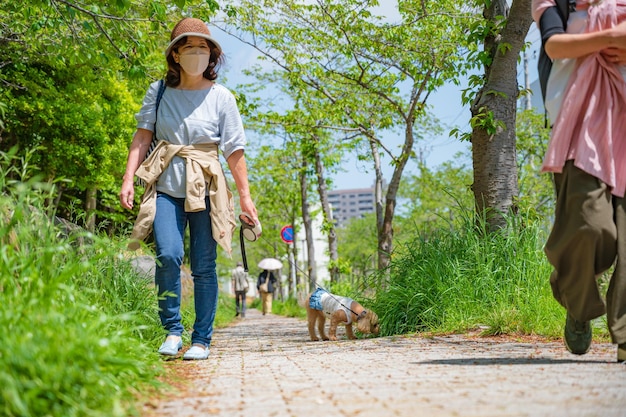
533, 0, 626, 362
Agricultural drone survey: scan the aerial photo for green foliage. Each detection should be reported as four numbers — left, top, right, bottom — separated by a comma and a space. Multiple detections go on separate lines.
2, 65, 139, 232
0, 0, 219, 80
328, 257, 353, 276
223, 0, 475, 162
328, 279, 358, 298
271, 297, 307, 318
370, 211, 571, 339
0, 100, 6, 131
0, 0, 223, 235
249, 295, 307, 318
0, 149, 164, 417
220, 0, 476, 273
336, 213, 378, 280
338, 142, 542, 278
404, 109, 553, 236
394, 159, 474, 241
515, 109, 554, 221
469, 105, 506, 135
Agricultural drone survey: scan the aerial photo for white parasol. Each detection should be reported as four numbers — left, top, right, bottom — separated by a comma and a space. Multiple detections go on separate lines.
258, 258, 283, 270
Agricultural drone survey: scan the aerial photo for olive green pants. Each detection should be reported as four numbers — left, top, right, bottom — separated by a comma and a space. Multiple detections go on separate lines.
545, 161, 626, 345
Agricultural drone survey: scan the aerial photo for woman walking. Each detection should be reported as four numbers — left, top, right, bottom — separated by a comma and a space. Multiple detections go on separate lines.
120, 17, 259, 360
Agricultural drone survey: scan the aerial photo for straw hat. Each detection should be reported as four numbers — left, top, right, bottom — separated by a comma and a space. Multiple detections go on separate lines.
165, 18, 222, 57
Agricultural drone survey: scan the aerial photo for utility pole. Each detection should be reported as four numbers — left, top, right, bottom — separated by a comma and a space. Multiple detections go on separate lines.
524, 50, 532, 110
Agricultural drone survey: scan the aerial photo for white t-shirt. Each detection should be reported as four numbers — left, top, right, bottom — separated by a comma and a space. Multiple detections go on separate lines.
135, 81, 246, 198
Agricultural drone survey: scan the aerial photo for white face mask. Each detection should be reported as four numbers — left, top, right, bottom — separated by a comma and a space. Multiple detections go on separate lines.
178, 49, 210, 76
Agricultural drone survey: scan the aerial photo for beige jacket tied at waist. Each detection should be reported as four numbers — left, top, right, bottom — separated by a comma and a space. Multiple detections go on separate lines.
128, 140, 236, 256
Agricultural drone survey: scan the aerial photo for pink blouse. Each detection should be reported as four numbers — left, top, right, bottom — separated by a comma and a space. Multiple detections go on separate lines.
532, 0, 626, 197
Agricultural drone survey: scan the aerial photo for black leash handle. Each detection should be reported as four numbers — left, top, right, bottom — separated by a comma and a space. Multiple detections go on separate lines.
239, 226, 249, 272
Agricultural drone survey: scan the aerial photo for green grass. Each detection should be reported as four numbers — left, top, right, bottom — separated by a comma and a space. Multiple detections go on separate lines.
1, 169, 164, 415
249, 296, 307, 318
369, 212, 603, 340
257, 210, 577, 343
272, 297, 307, 318
0, 148, 243, 416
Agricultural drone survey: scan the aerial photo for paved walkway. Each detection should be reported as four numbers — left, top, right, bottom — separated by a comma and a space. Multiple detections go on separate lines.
142, 309, 626, 417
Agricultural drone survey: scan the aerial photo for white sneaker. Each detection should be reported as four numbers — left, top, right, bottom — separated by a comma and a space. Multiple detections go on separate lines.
183, 344, 210, 360
157, 336, 182, 356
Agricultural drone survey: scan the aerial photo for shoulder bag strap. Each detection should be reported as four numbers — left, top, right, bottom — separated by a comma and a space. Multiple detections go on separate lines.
146, 79, 166, 159
137, 79, 166, 187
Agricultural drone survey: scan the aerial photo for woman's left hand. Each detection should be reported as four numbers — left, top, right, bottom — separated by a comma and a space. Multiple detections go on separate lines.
239, 195, 259, 225
226, 149, 259, 226
601, 47, 626, 65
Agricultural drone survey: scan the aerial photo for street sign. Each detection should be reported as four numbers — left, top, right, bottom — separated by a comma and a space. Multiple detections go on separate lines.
280, 225, 294, 244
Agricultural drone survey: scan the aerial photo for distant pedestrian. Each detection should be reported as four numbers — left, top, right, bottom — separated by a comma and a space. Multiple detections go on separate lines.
532, 0, 626, 362
231, 261, 249, 318
257, 269, 277, 315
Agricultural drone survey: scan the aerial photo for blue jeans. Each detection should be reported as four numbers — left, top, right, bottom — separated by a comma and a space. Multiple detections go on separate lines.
153, 192, 218, 348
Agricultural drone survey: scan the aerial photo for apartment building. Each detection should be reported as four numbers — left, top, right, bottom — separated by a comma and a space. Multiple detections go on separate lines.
327, 186, 375, 227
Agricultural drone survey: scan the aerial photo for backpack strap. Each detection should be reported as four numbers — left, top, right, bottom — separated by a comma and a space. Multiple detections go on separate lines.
537, 0, 573, 127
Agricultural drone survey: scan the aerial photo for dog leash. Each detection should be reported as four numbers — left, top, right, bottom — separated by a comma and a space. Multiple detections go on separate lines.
239, 212, 262, 273
249, 232, 363, 318
237, 216, 365, 319
239, 226, 249, 272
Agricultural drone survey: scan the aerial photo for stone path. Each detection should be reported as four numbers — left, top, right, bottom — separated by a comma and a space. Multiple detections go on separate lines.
142, 309, 626, 417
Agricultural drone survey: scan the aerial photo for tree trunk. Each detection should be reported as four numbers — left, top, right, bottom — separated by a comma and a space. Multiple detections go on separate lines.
370, 137, 388, 270
373, 119, 415, 272
299, 158, 317, 293
85, 187, 97, 232
470, 0, 533, 231
313, 143, 339, 283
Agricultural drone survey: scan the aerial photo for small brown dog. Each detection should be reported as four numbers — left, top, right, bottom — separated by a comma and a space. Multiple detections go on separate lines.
305, 288, 379, 341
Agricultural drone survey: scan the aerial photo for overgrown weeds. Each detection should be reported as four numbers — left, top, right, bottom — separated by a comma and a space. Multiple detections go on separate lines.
370, 211, 593, 340
0, 147, 246, 416
1, 148, 164, 417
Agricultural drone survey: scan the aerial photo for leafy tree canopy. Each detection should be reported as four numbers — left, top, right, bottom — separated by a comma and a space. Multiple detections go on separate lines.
0, 0, 220, 231
1, 0, 219, 81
